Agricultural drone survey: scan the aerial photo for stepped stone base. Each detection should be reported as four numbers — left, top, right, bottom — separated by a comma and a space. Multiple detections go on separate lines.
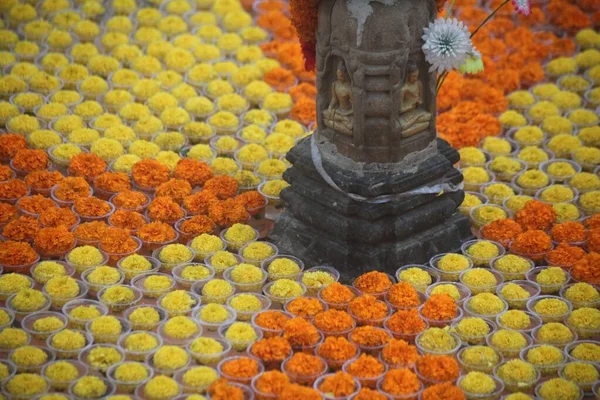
269, 135, 472, 281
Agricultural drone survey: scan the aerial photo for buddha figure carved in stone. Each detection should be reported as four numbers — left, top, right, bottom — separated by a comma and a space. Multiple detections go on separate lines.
398, 63, 432, 138
322, 61, 353, 137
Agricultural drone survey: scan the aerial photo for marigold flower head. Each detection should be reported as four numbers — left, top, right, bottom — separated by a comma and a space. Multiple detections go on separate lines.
68, 152, 107, 180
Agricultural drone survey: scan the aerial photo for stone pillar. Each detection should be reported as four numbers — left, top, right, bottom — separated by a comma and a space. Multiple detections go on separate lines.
270, 0, 472, 281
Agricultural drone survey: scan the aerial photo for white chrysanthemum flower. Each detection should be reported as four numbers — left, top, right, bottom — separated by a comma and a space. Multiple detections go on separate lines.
422, 17, 473, 74
511, 0, 531, 15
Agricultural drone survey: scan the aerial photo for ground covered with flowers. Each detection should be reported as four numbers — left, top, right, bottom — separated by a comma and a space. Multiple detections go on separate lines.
0, 0, 598, 399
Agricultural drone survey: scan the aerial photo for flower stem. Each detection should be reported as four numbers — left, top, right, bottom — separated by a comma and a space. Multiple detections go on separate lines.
470, 0, 509, 39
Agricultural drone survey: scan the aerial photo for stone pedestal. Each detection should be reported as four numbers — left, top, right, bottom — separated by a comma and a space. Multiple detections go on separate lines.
270, 135, 472, 281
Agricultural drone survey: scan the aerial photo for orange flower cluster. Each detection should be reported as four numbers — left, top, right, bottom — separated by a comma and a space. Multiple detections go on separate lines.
354, 388, 388, 400
131, 159, 170, 188
290, 97, 316, 125
381, 368, 421, 396
511, 230, 553, 256
204, 176, 238, 199
0, 165, 14, 181
313, 309, 354, 333
279, 383, 321, 400
381, 339, 421, 367
156, 179, 192, 203
546, 243, 586, 267
18, 195, 56, 215
386, 309, 427, 335
586, 215, 600, 230
173, 158, 213, 187
264, 68, 297, 91
68, 153, 107, 180
0, 240, 38, 265
516, 200, 557, 231
416, 354, 460, 383
285, 352, 324, 375
100, 227, 138, 254
73, 221, 109, 242
108, 210, 147, 231
420, 294, 457, 321
345, 354, 385, 379
318, 372, 356, 397
480, 218, 523, 246
39, 207, 79, 228
588, 229, 600, 253
208, 379, 244, 400
0, 134, 27, 159
111, 190, 148, 210
320, 282, 356, 305
0, 202, 17, 223
550, 221, 586, 243
94, 172, 131, 193
2, 216, 40, 242
183, 191, 219, 215
12, 149, 49, 173
235, 191, 266, 215
353, 271, 393, 295
254, 310, 291, 333
571, 252, 600, 284
147, 196, 185, 222
221, 356, 261, 378
316, 336, 357, 363
286, 297, 324, 318
208, 198, 249, 226
136, 221, 177, 243
53, 177, 91, 201
73, 197, 112, 217
387, 282, 421, 308
250, 337, 291, 363
349, 326, 391, 348
25, 170, 63, 190
179, 215, 215, 235
349, 295, 389, 321
34, 226, 75, 256
254, 371, 290, 395
421, 382, 466, 400
283, 317, 320, 347
0, 179, 29, 199
289, 82, 317, 101
436, 101, 501, 148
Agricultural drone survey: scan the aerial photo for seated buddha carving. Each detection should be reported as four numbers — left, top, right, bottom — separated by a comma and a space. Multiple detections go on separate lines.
398, 64, 431, 138
323, 61, 354, 137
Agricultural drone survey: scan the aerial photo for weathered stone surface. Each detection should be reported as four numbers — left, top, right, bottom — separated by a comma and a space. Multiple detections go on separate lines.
270, 210, 472, 282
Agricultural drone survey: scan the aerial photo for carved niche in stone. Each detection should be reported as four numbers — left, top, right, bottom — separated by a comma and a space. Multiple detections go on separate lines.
315, 0, 438, 164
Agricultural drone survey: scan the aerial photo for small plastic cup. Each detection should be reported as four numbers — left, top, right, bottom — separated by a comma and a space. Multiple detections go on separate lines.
496, 280, 542, 310
460, 269, 505, 295
44, 279, 89, 311
157, 290, 202, 317
457, 373, 504, 400
425, 282, 471, 307
146, 349, 191, 377
172, 262, 215, 290
531, 324, 578, 349
452, 318, 497, 346
107, 362, 153, 394
9, 346, 55, 373
42, 360, 88, 392
282, 354, 327, 386
469, 203, 508, 231
415, 331, 461, 357
299, 266, 341, 296
192, 280, 234, 306
493, 360, 539, 394
486, 331, 532, 359
464, 297, 509, 321
187, 337, 232, 366
97, 285, 143, 314
457, 346, 503, 374
461, 239, 506, 268
262, 280, 307, 308
223, 265, 268, 293
218, 355, 265, 385
384, 315, 427, 344
204, 252, 244, 278
262, 255, 305, 281
565, 340, 600, 363
317, 284, 359, 311
131, 272, 177, 299
420, 305, 464, 329
230, 293, 272, 322
429, 254, 472, 283
315, 373, 362, 399
30, 260, 75, 285
80, 266, 125, 296
118, 331, 163, 362
495, 310, 542, 335
194, 304, 237, 332
525, 267, 570, 295
78, 344, 125, 374
526, 295, 573, 323
342, 358, 387, 389
117, 255, 161, 282
218, 322, 264, 352
21, 311, 68, 341
151, 244, 196, 273
69, 376, 116, 400
490, 255, 535, 282
559, 283, 600, 309
520, 344, 566, 377
349, 300, 391, 328
220, 227, 258, 252
6, 291, 52, 322
86, 316, 131, 344
238, 241, 279, 267
62, 299, 109, 330
100, 236, 143, 267
559, 361, 599, 394
348, 326, 391, 356
534, 380, 583, 400
122, 304, 168, 332
47, 329, 93, 359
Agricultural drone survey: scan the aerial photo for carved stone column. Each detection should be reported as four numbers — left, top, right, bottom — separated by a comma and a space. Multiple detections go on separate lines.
270, 0, 472, 281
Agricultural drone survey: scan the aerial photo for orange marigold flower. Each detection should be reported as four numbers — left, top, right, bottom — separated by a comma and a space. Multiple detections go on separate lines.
39, 207, 79, 228
0, 240, 38, 265
131, 158, 170, 188
550, 221, 586, 243
173, 158, 213, 187
94, 172, 131, 193
208, 379, 245, 400
254, 310, 291, 332
317, 336, 357, 362
290, 97, 316, 125
12, 149, 49, 173
381, 339, 421, 367
283, 317, 320, 347
208, 198, 249, 226
0, 179, 29, 199
250, 337, 292, 362
386, 309, 427, 335
387, 282, 421, 308
1, 215, 40, 242
353, 388, 388, 400
585, 215, 600, 230
348, 294, 389, 321
24, 170, 63, 190
73, 196, 112, 217
511, 230, 553, 256
546, 243, 587, 267
183, 191, 219, 215
34, 226, 75, 256
73, 221, 109, 242
264, 67, 297, 91
147, 196, 185, 222
100, 227, 138, 254
235, 191, 266, 215
416, 354, 460, 382
313, 309, 354, 333
221, 356, 261, 378
285, 352, 325, 375
381, 368, 420, 396
203, 176, 238, 200
345, 353, 385, 378
570, 252, 600, 284
0, 165, 14, 181
178, 215, 216, 236
136, 221, 177, 243
17, 195, 56, 215
253, 371, 290, 395
320, 282, 356, 304
68, 153, 107, 180
480, 218, 523, 246
286, 296, 324, 318
53, 177, 91, 202
354, 271, 392, 295
111, 190, 149, 210
279, 383, 321, 400
588, 229, 600, 253
318, 371, 357, 397
349, 326, 391, 348
108, 210, 147, 231
0, 134, 27, 159
420, 294, 458, 321
520, 62, 545, 86
516, 200, 557, 231
421, 383, 465, 400
289, 82, 317, 101
155, 178, 192, 203
0, 202, 18, 223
